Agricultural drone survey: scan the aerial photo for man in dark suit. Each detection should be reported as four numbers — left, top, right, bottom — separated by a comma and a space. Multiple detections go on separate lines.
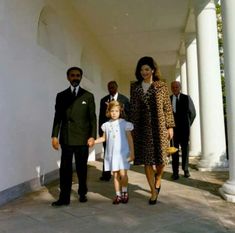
99, 81, 130, 181
51, 67, 97, 206
170, 81, 196, 180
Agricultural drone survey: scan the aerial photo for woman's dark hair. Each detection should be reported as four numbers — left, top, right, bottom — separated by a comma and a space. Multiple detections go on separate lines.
67, 67, 83, 77
135, 56, 161, 82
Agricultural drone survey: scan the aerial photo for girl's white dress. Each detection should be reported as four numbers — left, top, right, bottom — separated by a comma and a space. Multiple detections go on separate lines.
101, 118, 134, 172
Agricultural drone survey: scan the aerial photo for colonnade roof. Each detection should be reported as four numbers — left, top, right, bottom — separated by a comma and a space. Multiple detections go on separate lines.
73, 0, 212, 82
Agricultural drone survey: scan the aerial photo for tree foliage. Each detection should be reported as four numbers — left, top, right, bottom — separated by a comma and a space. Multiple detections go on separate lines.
216, 3, 226, 118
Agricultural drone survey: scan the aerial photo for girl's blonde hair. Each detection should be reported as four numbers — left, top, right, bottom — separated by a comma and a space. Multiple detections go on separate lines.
106, 100, 125, 118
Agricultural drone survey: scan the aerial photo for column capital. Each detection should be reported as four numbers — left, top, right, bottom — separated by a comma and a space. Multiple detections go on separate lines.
184, 33, 197, 47
178, 54, 186, 64
193, 0, 216, 16
178, 40, 185, 56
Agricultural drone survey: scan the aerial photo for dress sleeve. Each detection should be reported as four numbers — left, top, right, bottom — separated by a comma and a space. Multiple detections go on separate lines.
125, 121, 134, 131
101, 123, 107, 132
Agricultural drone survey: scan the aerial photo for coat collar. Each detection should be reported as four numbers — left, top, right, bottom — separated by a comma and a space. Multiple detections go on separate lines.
134, 80, 165, 90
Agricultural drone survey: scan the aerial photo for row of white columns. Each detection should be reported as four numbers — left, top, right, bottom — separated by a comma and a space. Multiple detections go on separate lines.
177, 0, 235, 202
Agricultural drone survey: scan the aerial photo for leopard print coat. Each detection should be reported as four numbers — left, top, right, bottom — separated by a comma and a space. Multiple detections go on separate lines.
130, 81, 175, 165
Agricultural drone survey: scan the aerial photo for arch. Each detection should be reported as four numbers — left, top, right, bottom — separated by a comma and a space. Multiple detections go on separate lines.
37, 6, 67, 63
81, 48, 95, 82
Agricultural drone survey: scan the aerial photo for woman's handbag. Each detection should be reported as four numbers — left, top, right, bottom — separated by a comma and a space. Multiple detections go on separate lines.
166, 139, 178, 156
167, 146, 178, 155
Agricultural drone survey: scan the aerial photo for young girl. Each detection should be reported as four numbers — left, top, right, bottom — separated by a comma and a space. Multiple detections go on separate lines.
95, 100, 134, 204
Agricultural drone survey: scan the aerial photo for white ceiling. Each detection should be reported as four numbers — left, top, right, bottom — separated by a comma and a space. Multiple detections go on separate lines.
73, 0, 207, 82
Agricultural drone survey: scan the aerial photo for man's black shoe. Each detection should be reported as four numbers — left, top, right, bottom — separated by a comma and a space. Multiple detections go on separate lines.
99, 176, 111, 181
184, 171, 191, 178
51, 199, 70, 207
79, 195, 88, 203
171, 174, 179, 180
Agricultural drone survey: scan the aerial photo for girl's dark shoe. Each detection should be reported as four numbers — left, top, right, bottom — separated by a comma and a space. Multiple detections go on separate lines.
113, 195, 122, 204
121, 192, 129, 204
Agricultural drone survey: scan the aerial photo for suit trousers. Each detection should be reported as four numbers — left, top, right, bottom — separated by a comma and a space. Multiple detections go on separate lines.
172, 137, 189, 175
59, 145, 89, 201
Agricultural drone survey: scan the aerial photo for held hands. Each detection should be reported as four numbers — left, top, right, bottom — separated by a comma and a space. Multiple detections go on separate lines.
51, 137, 60, 150
52, 137, 95, 149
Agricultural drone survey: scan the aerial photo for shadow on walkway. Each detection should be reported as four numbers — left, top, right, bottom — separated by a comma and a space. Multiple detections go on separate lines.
0, 160, 235, 233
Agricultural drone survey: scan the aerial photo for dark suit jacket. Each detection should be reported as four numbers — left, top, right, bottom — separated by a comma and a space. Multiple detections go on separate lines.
170, 93, 196, 141
98, 93, 130, 136
52, 87, 97, 145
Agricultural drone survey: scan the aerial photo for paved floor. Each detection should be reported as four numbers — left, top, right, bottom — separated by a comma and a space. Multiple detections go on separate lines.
0, 158, 235, 233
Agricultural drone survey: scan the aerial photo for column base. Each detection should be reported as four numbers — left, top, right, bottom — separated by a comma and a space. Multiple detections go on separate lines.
198, 158, 228, 171
221, 180, 235, 194
219, 187, 235, 203
189, 150, 201, 156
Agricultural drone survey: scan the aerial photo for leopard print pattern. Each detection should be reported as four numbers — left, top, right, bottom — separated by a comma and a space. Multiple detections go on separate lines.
130, 81, 175, 166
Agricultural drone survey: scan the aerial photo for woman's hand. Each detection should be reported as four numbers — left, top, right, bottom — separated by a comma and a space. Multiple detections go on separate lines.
128, 153, 135, 162
167, 128, 174, 140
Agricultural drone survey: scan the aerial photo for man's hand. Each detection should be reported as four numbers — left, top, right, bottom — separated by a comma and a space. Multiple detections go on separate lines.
51, 137, 60, 150
87, 137, 95, 147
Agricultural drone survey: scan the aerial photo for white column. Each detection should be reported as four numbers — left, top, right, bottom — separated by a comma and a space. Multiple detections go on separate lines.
196, 1, 227, 170
179, 56, 188, 94
185, 35, 201, 156
175, 67, 181, 82
219, 0, 235, 202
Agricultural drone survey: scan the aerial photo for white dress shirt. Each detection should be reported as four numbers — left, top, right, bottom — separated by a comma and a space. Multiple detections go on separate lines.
172, 94, 180, 113
71, 86, 79, 96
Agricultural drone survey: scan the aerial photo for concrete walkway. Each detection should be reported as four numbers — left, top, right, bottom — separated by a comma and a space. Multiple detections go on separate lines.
0, 159, 235, 233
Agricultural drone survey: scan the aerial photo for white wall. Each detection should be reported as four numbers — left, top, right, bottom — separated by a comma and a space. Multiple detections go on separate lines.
0, 0, 119, 192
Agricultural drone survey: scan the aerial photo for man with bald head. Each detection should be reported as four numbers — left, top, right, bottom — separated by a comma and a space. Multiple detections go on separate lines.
170, 81, 196, 180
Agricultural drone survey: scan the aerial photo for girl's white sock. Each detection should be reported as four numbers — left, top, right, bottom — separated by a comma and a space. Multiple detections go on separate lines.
116, 191, 121, 196
122, 187, 128, 192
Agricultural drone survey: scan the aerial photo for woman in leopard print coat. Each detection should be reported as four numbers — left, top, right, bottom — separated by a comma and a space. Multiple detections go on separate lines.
130, 56, 175, 204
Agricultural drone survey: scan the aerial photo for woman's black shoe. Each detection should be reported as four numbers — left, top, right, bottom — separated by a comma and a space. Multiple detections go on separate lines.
156, 185, 161, 195
154, 173, 161, 195
149, 198, 157, 205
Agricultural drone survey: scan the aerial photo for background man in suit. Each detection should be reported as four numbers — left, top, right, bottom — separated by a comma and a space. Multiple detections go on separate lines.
170, 81, 196, 180
51, 67, 97, 206
99, 81, 130, 181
